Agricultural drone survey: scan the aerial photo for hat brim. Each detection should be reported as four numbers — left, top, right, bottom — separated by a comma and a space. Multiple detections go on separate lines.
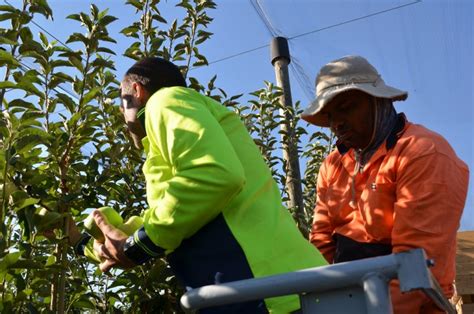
301, 82, 408, 127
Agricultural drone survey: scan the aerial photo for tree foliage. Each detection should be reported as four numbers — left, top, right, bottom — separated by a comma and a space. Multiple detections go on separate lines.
0, 0, 330, 312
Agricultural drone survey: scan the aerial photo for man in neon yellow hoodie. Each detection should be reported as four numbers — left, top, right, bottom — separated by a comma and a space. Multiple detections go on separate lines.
88, 57, 327, 313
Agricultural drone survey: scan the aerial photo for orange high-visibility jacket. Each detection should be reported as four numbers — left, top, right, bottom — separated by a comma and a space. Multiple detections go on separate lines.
310, 114, 469, 313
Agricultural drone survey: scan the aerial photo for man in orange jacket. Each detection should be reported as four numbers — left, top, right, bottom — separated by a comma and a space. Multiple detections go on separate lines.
301, 55, 469, 313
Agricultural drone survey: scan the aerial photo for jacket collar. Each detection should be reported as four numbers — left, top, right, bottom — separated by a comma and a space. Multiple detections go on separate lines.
336, 113, 407, 155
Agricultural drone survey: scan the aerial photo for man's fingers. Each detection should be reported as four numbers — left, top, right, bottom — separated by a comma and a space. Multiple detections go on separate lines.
92, 210, 117, 236
93, 240, 112, 260
100, 258, 116, 274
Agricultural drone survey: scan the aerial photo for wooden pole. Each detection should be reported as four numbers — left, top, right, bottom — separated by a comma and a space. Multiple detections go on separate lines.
270, 37, 306, 236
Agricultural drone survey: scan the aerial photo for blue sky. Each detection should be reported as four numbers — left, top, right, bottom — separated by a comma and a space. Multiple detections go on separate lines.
4, 0, 473, 230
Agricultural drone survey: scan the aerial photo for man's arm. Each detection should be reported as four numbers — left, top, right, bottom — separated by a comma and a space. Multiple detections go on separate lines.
390, 150, 468, 311
310, 160, 336, 263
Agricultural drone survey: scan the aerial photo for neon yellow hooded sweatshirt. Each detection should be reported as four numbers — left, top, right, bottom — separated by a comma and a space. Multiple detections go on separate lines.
140, 86, 327, 313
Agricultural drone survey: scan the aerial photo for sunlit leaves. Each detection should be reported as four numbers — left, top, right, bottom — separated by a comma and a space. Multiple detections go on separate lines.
121, 0, 215, 75
0, 49, 20, 67
0, 0, 331, 312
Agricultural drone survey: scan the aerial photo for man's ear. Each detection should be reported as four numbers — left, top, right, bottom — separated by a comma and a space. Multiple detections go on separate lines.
133, 82, 150, 103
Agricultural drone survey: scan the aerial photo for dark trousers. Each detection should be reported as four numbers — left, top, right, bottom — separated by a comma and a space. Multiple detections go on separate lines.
168, 214, 268, 314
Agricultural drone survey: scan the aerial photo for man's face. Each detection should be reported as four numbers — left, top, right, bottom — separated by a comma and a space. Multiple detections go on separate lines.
120, 82, 148, 149
321, 90, 375, 149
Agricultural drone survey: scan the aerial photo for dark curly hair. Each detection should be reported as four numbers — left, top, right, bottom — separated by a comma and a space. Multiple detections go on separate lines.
121, 57, 187, 95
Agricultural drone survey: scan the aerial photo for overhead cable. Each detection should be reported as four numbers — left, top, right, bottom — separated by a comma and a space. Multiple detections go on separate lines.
3, 0, 72, 51
289, 0, 422, 40
209, 0, 422, 66
250, 0, 281, 37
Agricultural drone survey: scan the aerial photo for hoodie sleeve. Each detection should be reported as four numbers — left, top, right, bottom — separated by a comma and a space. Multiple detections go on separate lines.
141, 88, 246, 252
309, 158, 336, 263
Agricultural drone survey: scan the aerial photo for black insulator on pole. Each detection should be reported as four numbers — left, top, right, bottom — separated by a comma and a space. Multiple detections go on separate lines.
270, 37, 291, 65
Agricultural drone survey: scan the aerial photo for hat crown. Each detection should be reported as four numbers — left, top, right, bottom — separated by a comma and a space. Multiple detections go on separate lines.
316, 55, 381, 96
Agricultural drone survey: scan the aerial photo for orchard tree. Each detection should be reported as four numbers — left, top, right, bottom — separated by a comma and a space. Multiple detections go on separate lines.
0, 0, 330, 312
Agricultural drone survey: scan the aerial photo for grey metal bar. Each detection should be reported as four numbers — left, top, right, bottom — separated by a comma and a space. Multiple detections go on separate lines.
362, 273, 393, 314
423, 272, 457, 314
300, 286, 367, 314
181, 252, 402, 310
396, 249, 456, 314
180, 249, 454, 313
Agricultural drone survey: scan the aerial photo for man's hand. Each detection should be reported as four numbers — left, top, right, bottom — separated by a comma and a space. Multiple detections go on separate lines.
92, 210, 136, 273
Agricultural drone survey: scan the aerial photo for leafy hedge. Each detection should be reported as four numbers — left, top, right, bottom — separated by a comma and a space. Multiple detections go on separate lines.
0, 0, 330, 312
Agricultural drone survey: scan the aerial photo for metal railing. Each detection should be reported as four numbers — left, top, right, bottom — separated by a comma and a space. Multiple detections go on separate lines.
180, 249, 455, 313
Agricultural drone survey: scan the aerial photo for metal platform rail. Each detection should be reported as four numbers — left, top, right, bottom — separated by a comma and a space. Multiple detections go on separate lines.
180, 249, 456, 314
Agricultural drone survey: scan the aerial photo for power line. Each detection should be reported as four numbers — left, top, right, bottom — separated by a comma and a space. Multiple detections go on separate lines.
2, 0, 78, 107
3, 0, 72, 51
2, 0, 84, 112
249, 0, 314, 101
15, 59, 80, 105
208, 0, 422, 66
250, 0, 280, 37
2, 0, 422, 82
289, 0, 422, 40
207, 44, 269, 66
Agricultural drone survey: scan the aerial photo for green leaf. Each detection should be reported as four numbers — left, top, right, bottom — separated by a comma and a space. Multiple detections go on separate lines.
16, 197, 40, 210
96, 47, 116, 55
8, 259, 43, 269
100, 15, 117, 26
98, 7, 109, 19
56, 92, 76, 112
39, 32, 48, 46
0, 13, 16, 22
126, 0, 143, 11
28, 0, 53, 19
0, 5, 16, 12
100, 35, 117, 44
90, 4, 99, 20
8, 99, 37, 110
91, 58, 115, 70
18, 127, 51, 142
16, 81, 42, 98
66, 33, 88, 45
19, 27, 33, 43
0, 49, 19, 67
79, 12, 93, 30
72, 298, 95, 310
53, 71, 74, 82
0, 36, 16, 45
0, 252, 21, 269
66, 13, 81, 22
68, 54, 84, 72
50, 60, 71, 68
18, 40, 44, 55
120, 25, 139, 36
14, 134, 44, 155
0, 81, 16, 89
45, 255, 56, 266
81, 87, 100, 105
177, 1, 193, 11
152, 13, 167, 24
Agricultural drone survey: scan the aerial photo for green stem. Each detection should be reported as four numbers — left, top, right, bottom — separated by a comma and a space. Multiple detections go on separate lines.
183, 9, 198, 79
143, 0, 151, 55
1, 141, 11, 233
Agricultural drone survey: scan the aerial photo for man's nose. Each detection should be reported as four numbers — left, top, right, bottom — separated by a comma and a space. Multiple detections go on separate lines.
329, 114, 344, 131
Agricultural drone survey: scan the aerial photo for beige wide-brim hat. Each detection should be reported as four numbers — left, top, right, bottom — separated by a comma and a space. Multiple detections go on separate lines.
301, 55, 408, 127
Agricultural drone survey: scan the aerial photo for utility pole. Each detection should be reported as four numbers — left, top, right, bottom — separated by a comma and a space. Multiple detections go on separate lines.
270, 37, 306, 236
